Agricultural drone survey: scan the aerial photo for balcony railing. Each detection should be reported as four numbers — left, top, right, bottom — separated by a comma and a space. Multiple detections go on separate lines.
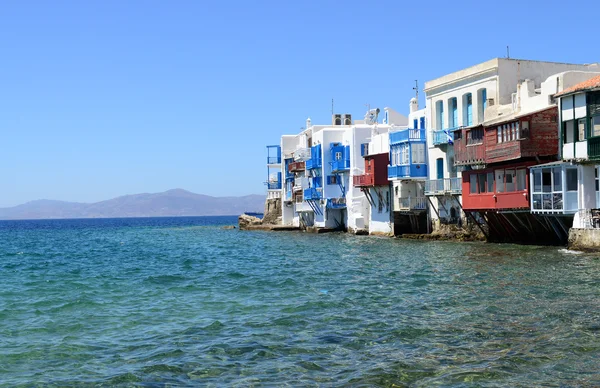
326, 197, 346, 209
294, 148, 311, 161
267, 156, 281, 164
306, 158, 322, 170
432, 128, 458, 146
288, 161, 306, 173
293, 176, 310, 191
588, 137, 600, 161
424, 177, 462, 195
388, 164, 428, 179
303, 187, 323, 200
353, 174, 375, 187
266, 181, 282, 190
397, 197, 427, 211
390, 129, 426, 144
330, 159, 350, 173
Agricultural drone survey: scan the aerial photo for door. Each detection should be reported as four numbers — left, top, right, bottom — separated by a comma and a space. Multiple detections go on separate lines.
436, 158, 444, 180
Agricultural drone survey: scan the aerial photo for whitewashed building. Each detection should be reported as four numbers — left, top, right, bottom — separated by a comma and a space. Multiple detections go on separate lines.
424, 58, 599, 232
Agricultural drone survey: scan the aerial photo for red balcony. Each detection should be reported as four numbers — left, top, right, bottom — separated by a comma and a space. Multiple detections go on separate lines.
288, 161, 305, 173
454, 126, 485, 166
353, 174, 375, 187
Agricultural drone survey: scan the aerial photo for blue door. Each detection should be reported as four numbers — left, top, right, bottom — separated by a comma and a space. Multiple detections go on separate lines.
436, 158, 444, 180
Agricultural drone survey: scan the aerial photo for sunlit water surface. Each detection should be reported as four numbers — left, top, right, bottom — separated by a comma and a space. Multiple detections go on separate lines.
1, 217, 599, 386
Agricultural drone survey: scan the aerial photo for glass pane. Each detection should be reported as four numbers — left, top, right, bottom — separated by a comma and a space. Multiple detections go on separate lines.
497, 127, 502, 143
517, 169, 527, 191
478, 174, 486, 193
533, 171, 542, 192
565, 120, 575, 143
511, 123, 516, 140
533, 194, 542, 210
470, 174, 477, 194
579, 119, 587, 141
543, 194, 552, 210
566, 168, 578, 191
487, 172, 494, 192
505, 169, 515, 192
542, 169, 552, 192
496, 170, 505, 193
553, 193, 563, 210
594, 116, 600, 137
553, 168, 562, 192
516, 122, 520, 139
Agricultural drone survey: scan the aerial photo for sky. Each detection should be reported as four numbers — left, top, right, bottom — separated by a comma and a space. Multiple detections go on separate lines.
0, 0, 598, 207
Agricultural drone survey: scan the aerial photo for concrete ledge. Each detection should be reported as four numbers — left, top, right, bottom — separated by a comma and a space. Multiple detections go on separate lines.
242, 224, 300, 232
568, 228, 600, 251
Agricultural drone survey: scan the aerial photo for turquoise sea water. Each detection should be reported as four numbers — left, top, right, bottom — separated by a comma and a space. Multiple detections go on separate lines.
1, 216, 599, 386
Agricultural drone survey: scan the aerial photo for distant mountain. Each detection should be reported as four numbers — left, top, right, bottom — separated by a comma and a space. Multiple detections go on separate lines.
0, 189, 266, 220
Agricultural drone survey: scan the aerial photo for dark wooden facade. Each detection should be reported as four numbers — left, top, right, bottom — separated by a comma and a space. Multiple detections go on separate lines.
353, 153, 389, 187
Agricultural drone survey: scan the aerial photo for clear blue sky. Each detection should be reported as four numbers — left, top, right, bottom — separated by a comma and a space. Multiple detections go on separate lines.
0, 0, 598, 207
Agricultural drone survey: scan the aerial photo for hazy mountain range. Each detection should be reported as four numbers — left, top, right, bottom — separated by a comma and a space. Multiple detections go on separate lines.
0, 189, 265, 220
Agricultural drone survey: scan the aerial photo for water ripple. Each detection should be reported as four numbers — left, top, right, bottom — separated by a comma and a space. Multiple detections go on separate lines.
0, 217, 599, 386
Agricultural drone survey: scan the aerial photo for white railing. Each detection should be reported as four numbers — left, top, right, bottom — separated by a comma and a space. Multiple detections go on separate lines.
294, 148, 311, 161
293, 176, 310, 191
575, 209, 600, 229
397, 196, 427, 211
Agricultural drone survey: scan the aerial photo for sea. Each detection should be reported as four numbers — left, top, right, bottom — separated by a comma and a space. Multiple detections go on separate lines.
1, 216, 599, 386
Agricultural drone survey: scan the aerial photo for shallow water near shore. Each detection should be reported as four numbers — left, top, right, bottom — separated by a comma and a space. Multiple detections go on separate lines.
1, 216, 599, 386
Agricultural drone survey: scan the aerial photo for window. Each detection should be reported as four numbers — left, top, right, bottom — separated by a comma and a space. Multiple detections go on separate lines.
578, 118, 587, 141
470, 174, 477, 194
413, 119, 418, 129
505, 169, 515, 192
553, 169, 562, 192
436, 101, 444, 129
566, 168, 577, 191
532, 166, 565, 212
533, 170, 542, 192
564, 120, 575, 143
497, 126, 502, 143
478, 174, 487, 193
487, 172, 494, 192
411, 143, 425, 164
449, 97, 458, 127
517, 169, 527, 191
326, 175, 338, 185
419, 117, 425, 129
593, 116, 600, 138
511, 123, 516, 141
464, 93, 473, 126
496, 170, 505, 193
467, 128, 484, 145
521, 121, 530, 138
335, 152, 342, 160
516, 122, 520, 139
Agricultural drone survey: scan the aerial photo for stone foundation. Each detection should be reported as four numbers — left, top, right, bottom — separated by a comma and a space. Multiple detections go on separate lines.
568, 228, 600, 251
262, 198, 282, 225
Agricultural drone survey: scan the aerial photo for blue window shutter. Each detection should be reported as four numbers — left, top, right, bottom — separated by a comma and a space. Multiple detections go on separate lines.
413, 119, 418, 129
420, 117, 425, 129
326, 176, 331, 185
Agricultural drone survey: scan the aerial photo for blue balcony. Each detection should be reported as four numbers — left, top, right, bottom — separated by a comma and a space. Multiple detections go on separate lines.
330, 143, 350, 173
390, 129, 426, 145
388, 164, 428, 179
306, 144, 322, 170
331, 159, 350, 172
266, 181, 282, 190
326, 197, 346, 209
304, 188, 322, 200
267, 145, 281, 164
432, 128, 458, 146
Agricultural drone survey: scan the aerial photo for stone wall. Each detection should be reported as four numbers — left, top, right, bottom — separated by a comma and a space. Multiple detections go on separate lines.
262, 198, 282, 225
568, 228, 600, 251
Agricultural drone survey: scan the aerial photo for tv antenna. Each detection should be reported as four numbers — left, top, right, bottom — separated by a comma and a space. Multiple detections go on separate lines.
413, 80, 419, 106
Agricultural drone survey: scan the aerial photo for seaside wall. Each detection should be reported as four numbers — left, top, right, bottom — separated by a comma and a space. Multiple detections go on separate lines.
262, 198, 282, 225
568, 228, 600, 251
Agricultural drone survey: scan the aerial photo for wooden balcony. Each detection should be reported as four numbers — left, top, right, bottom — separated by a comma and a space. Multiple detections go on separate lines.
353, 174, 375, 187
288, 161, 305, 173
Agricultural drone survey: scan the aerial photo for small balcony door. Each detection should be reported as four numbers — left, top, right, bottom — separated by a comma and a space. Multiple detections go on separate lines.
436, 158, 444, 180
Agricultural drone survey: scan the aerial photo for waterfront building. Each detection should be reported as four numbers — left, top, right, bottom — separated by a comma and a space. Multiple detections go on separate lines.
386, 98, 428, 234
277, 109, 407, 232
534, 74, 600, 248
424, 58, 600, 235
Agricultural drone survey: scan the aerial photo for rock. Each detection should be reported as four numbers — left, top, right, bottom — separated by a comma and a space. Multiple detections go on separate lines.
238, 214, 262, 230
222, 225, 236, 230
